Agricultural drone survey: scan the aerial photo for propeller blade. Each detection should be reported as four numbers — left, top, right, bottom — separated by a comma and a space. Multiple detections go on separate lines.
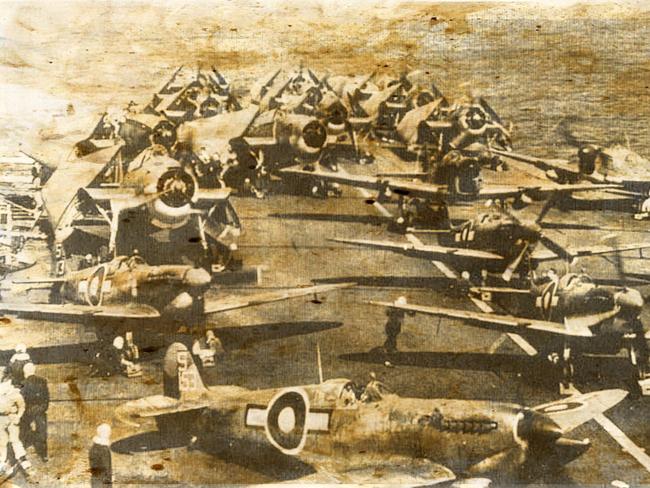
450, 130, 470, 150
307, 68, 321, 86
430, 82, 444, 100
536, 195, 558, 225
502, 241, 530, 282
478, 97, 502, 126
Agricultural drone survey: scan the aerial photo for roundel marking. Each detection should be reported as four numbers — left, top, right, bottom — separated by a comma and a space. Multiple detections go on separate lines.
537, 401, 584, 414
86, 265, 106, 307
538, 281, 558, 319
264, 388, 309, 456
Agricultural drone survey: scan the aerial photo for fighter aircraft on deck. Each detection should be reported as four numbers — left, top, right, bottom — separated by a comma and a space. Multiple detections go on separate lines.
281, 162, 622, 228
0, 254, 352, 342
24, 67, 245, 271
334, 71, 511, 159
491, 143, 650, 210
176, 78, 347, 198
371, 261, 650, 383
37, 142, 242, 272
115, 342, 626, 485
144, 65, 240, 122
176, 103, 336, 198
332, 203, 650, 282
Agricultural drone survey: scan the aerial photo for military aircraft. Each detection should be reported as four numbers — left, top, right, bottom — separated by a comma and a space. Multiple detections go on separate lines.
115, 342, 626, 485
371, 259, 650, 380
175, 103, 334, 197
37, 141, 242, 272
335, 71, 510, 154
332, 204, 650, 282
339, 70, 425, 141
491, 143, 650, 210
144, 65, 240, 122
0, 254, 352, 342
281, 162, 622, 228
253, 68, 376, 157
25, 67, 245, 271
176, 72, 347, 199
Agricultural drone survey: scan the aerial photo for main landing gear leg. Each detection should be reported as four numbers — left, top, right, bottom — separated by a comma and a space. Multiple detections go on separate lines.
560, 344, 576, 396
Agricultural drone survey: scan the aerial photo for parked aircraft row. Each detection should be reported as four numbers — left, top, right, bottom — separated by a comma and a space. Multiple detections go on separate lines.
2, 65, 650, 486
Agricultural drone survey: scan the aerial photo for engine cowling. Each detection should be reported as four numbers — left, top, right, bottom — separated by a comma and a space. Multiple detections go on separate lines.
577, 144, 600, 175
274, 112, 328, 156
436, 150, 482, 197
124, 154, 198, 229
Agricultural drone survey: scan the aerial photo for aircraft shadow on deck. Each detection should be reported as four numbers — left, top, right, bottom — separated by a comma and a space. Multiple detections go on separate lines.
0, 322, 341, 366
214, 320, 343, 351
341, 350, 541, 374
112, 432, 315, 480
0, 341, 172, 366
0, 342, 98, 365
269, 212, 389, 227
341, 350, 642, 391
313, 275, 461, 292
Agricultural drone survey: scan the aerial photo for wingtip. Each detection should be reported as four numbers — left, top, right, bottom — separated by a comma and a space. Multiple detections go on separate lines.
332, 282, 356, 289
577, 388, 628, 410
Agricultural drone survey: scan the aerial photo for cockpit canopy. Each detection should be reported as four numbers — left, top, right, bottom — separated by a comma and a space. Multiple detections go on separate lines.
558, 273, 594, 290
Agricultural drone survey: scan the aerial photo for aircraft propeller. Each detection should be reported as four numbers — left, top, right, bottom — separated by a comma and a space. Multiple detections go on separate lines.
608, 237, 648, 376
499, 201, 574, 281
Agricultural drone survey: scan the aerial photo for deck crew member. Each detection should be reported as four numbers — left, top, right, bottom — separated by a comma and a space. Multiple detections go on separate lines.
89, 424, 112, 487
19, 363, 49, 462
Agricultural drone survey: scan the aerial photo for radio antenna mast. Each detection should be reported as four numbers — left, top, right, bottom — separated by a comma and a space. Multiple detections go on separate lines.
317, 342, 324, 384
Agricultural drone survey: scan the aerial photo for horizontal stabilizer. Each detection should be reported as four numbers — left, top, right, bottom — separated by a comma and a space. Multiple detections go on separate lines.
534, 389, 627, 433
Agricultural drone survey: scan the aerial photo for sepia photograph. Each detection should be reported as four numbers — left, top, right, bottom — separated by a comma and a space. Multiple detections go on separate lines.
1, 0, 650, 485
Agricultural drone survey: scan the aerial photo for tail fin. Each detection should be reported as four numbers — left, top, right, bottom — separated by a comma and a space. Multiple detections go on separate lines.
163, 343, 206, 399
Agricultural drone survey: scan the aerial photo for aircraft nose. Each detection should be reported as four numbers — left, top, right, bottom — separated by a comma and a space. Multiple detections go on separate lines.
184, 268, 212, 287
517, 410, 562, 446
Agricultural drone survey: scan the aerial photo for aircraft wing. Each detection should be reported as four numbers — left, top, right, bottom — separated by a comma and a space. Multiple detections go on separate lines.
492, 149, 583, 177
369, 300, 594, 337
0, 302, 160, 320
532, 241, 650, 262
115, 395, 210, 427
41, 143, 123, 229
12, 277, 66, 285
203, 283, 354, 315
331, 238, 504, 262
493, 149, 631, 188
177, 106, 259, 150
376, 171, 429, 179
533, 389, 627, 433
194, 188, 232, 205
477, 183, 621, 201
279, 165, 448, 200
290, 455, 457, 487
242, 136, 280, 147
81, 187, 138, 202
